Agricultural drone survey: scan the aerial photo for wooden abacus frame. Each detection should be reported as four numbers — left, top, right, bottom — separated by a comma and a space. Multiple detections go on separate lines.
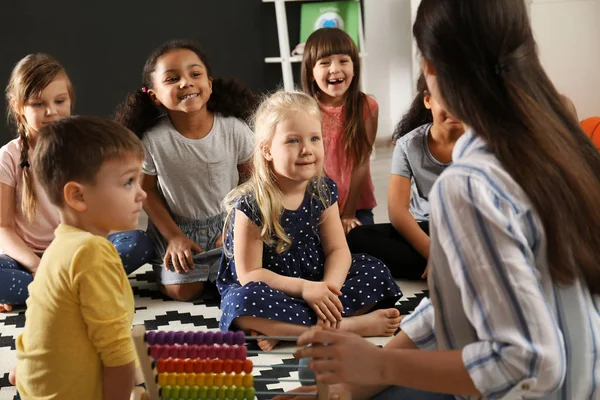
131, 325, 350, 400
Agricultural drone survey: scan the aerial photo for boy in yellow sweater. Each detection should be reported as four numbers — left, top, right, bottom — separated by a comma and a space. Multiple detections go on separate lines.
14, 116, 146, 400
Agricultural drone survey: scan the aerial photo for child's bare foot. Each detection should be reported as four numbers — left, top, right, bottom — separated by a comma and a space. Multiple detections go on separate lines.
250, 330, 279, 352
9, 366, 16, 386
0, 304, 12, 313
340, 308, 401, 337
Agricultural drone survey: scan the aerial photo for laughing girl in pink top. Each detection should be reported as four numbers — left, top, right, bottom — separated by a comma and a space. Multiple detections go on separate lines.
301, 28, 378, 234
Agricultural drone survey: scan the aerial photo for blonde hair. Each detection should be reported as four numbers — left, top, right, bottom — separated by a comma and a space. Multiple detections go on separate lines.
5, 54, 74, 222
223, 90, 330, 254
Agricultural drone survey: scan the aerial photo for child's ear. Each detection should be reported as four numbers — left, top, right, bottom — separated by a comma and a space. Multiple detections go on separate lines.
423, 91, 433, 110
63, 181, 87, 212
261, 144, 273, 161
146, 89, 162, 107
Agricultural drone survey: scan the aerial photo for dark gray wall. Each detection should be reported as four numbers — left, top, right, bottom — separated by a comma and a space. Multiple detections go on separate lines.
0, 0, 306, 145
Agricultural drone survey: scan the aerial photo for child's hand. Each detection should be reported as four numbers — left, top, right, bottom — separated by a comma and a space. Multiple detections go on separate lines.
421, 265, 429, 279
164, 235, 203, 274
302, 281, 344, 325
341, 216, 362, 235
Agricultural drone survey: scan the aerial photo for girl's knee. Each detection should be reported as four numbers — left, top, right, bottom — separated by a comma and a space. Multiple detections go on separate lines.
159, 282, 205, 302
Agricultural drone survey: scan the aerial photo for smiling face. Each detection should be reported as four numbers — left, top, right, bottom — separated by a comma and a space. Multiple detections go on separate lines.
20, 77, 72, 134
148, 49, 213, 114
311, 53, 354, 106
264, 110, 325, 184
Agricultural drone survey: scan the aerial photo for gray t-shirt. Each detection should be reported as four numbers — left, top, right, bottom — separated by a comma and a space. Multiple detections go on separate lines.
391, 123, 451, 222
142, 113, 253, 220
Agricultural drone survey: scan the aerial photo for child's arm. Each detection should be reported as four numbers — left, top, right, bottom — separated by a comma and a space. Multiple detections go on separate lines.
0, 183, 41, 272
77, 238, 138, 399
103, 363, 136, 400
387, 175, 430, 259
340, 104, 379, 233
320, 202, 352, 291
141, 174, 201, 273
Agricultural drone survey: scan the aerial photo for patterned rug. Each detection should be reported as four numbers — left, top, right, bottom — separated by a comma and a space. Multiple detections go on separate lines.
0, 264, 428, 400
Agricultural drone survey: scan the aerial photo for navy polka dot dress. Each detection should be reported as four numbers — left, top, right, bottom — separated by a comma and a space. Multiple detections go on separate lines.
217, 177, 402, 331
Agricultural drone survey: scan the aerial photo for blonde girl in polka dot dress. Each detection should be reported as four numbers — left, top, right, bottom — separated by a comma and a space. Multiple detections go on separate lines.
217, 91, 402, 351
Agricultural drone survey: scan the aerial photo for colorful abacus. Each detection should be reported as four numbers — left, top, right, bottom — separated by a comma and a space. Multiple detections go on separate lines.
132, 326, 350, 400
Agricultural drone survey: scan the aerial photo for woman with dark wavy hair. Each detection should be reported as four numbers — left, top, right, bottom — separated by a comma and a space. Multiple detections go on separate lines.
281, 1, 600, 399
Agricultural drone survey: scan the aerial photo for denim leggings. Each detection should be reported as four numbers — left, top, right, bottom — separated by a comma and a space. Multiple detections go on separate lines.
0, 229, 154, 305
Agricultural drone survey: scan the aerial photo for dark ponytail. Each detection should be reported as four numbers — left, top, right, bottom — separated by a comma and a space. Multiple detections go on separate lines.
208, 78, 257, 125
392, 73, 432, 143
114, 90, 162, 138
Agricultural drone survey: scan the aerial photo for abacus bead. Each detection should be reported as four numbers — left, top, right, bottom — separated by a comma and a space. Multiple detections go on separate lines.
204, 359, 213, 374
223, 374, 233, 387
243, 359, 253, 374
207, 386, 217, 400
175, 359, 185, 373
185, 359, 195, 373
233, 331, 245, 345
226, 386, 236, 400
223, 359, 233, 374
193, 359, 204, 374
205, 373, 215, 387
171, 385, 181, 398
225, 346, 236, 360
176, 373, 186, 386
168, 345, 178, 359
165, 331, 176, 345
217, 386, 227, 399
198, 386, 208, 399
149, 344, 160, 359
167, 372, 177, 386
157, 372, 169, 386
233, 360, 243, 374
213, 331, 224, 345
195, 372, 206, 386
189, 386, 199, 398
235, 346, 247, 360
214, 372, 224, 387
174, 331, 185, 345
216, 346, 227, 360
207, 346, 217, 359
160, 385, 171, 398
194, 331, 205, 345
185, 372, 196, 386
223, 331, 234, 345
145, 331, 157, 345
212, 359, 224, 373
204, 331, 214, 346
189, 344, 199, 359
198, 345, 207, 359
180, 386, 190, 399
177, 345, 188, 359
244, 387, 256, 400
165, 358, 175, 373
155, 331, 166, 345
235, 386, 245, 400
184, 331, 195, 345
242, 373, 253, 388
232, 373, 243, 387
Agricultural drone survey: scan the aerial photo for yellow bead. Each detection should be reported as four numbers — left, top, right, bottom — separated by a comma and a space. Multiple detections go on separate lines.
242, 374, 253, 388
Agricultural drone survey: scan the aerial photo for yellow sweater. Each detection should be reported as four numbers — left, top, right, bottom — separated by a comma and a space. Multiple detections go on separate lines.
16, 224, 136, 399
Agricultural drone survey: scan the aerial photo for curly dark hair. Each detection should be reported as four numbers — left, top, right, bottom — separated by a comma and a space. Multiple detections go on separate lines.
392, 72, 432, 143
114, 39, 257, 138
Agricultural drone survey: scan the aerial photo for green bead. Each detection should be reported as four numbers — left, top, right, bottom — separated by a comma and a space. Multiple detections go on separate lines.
161, 386, 172, 398
189, 385, 199, 399
207, 386, 218, 399
171, 386, 181, 398
198, 386, 208, 399
244, 387, 255, 400
226, 386, 236, 399
235, 386, 245, 400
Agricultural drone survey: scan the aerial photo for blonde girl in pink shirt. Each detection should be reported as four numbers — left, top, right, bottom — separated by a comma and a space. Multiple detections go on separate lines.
301, 28, 378, 234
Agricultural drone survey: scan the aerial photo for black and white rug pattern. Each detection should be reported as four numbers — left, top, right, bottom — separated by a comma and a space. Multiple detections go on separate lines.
0, 264, 428, 400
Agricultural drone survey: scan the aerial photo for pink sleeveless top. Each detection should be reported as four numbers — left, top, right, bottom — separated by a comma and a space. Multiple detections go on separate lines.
320, 95, 378, 213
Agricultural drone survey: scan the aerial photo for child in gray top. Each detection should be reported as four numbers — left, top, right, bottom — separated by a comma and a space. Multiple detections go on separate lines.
347, 73, 463, 279
115, 39, 256, 301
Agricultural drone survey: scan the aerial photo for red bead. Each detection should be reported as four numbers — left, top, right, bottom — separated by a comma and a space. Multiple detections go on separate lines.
204, 359, 213, 373
223, 359, 233, 374
243, 359, 253, 374
213, 359, 224, 373
188, 344, 198, 359
168, 345, 178, 359
177, 346, 187, 359
217, 346, 227, 360
175, 359, 185, 373
193, 359, 204, 373
226, 345, 236, 360
233, 359, 243, 374
185, 359, 195, 373
198, 345, 207, 359
156, 358, 167, 373
207, 345, 217, 359
165, 359, 175, 373
159, 344, 170, 359
236, 345, 247, 360
149, 344, 160, 359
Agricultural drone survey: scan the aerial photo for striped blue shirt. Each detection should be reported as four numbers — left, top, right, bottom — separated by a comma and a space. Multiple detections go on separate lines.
400, 129, 600, 399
